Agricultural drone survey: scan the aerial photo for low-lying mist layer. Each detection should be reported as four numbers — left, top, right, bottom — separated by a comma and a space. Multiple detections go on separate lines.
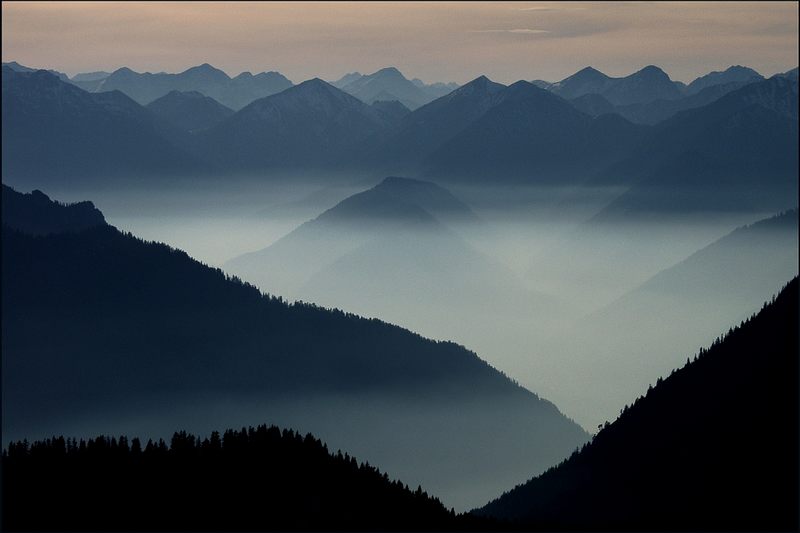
28, 177, 798, 432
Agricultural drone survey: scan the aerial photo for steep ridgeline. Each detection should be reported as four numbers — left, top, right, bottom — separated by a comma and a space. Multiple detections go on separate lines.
594, 74, 799, 215
602, 210, 799, 324
1, 67, 205, 185
1, 185, 588, 511
370, 99, 411, 123
90, 63, 293, 110
366, 75, 507, 172
196, 78, 394, 172
422, 81, 646, 183
2, 60, 70, 81
1, 185, 106, 235
553, 210, 799, 430
146, 90, 234, 132
550, 65, 684, 106
2, 424, 487, 531
476, 278, 799, 531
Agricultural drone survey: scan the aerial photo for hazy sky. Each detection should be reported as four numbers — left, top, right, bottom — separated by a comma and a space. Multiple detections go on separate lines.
2, 2, 797, 84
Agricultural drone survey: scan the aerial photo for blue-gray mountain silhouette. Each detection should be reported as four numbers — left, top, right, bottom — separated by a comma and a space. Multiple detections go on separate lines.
1, 67, 204, 184
2, 60, 70, 81
196, 78, 392, 171
93, 63, 293, 110
685, 65, 763, 95
594, 75, 799, 215
146, 90, 234, 132
367, 75, 507, 172
474, 277, 799, 531
338, 67, 456, 110
370, 99, 411, 123
567, 93, 616, 117
2, 185, 588, 511
550, 65, 684, 105
331, 71, 364, 88
609, 79, 762, 125
411, 77, 460, 99
2, 61, 795, 195
423, 81, 644, 182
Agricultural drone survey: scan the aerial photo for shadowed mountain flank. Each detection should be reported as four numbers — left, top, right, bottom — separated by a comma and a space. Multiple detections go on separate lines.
476, 278, 799, 531
2, 186, 588, 511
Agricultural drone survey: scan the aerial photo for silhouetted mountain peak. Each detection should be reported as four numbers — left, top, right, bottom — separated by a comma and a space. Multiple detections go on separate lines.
686, 65, 764, 94
181, 63, 230, 82
286, 77, 352, 102
451, 75, 505, 96
111, 66, 136, 76
571, 66, 610, 81
316, 176, 478, 227
501, 80, 563, 103
634, 65, 670, 79
374, 66, 404, 78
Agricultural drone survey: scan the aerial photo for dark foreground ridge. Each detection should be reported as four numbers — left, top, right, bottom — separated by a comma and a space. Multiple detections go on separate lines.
1, 424, 495, 531
475, 277, 800, 531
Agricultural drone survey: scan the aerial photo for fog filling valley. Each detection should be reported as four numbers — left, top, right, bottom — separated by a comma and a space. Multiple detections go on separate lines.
24, 174, 798, 437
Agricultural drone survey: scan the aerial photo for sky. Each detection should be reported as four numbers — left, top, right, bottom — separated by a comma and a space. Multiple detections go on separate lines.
2, 1, 798, 85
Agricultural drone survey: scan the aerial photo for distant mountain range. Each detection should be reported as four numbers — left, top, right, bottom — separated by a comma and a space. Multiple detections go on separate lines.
475, 277, 799, 531
332, 67, 458, 109
685, 65, 764, 94
1, 184, 588, 511
73, 63, 294, 110
594, 74, 799, 215
421, 80, 645, 182
2, 60, 797, 215
194, 78, 394, 172
1, 66, 205, 183
545, 65, 766, 124
547, 65, 684, 105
